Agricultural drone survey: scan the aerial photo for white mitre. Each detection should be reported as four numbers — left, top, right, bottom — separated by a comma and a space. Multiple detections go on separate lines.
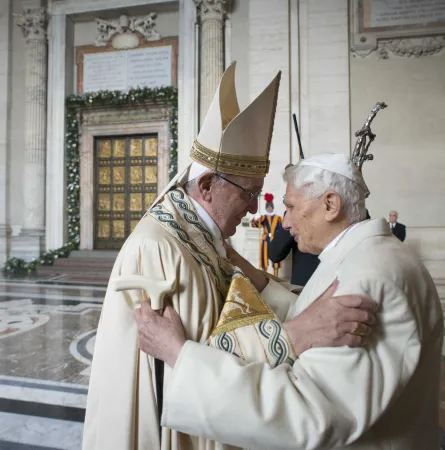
151, 61, 281, 206
297, 152, 370, 197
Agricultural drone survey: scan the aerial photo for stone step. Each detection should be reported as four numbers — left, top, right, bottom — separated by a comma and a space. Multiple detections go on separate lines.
37, 265, 112, 275
33, 273, 110, 286
38, 259, 112, 269
53, 258, 116, 267
36, 250, 117, 281
69, 250, 119, 259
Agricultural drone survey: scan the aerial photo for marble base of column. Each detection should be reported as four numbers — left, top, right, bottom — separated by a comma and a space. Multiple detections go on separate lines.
12, 228, 45, 261
0, 224, 11, 265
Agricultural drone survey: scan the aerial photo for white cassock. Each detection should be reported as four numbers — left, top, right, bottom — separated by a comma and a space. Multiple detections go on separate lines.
82, 186, 289, 450
162, 218, 443, 450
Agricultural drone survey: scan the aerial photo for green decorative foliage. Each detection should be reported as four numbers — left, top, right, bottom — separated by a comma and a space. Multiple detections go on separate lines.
3, 87, 178, 275
2, 243, 75, 275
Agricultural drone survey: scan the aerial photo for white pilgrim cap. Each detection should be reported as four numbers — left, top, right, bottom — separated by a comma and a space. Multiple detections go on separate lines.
298, 152, 370, 197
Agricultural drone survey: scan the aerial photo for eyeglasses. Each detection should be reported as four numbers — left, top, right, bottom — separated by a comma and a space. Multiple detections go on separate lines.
214, 173, 262, 202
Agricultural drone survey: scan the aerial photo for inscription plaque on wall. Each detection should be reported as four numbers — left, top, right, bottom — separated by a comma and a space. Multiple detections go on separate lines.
83, 46, 172, 92
359, 0, 445, 32
76, 37, 178, 93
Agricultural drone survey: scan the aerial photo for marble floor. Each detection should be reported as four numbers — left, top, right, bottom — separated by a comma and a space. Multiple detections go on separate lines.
0, 276, 103, 449
0, 274, 445, 449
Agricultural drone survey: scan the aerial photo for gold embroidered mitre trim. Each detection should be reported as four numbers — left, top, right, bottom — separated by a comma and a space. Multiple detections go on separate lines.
191, 140, 270, 178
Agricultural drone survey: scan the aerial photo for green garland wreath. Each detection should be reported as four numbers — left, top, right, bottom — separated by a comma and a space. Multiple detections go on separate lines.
3, 86, 178, 275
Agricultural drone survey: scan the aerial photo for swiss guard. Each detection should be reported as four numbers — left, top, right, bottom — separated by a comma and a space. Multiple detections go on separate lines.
251, 193, 283, 276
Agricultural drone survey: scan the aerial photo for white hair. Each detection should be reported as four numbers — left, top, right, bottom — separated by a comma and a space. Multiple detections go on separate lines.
283, 165, 367, 224
183, 170, 224, 195
389, 210, 398, 218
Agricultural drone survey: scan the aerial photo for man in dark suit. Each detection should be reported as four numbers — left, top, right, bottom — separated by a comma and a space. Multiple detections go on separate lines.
388, 210, 406, 242
269, 227, 319, 286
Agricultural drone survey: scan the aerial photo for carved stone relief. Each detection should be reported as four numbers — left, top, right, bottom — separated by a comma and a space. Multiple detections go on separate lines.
376, 36, 445, 59
193, 0, 232, 21
350, 0, 445, 59
94, 13, 161, 49
14, 7, 48, 42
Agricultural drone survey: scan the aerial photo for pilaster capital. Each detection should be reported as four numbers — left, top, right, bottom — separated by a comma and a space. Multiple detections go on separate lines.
193, 0, 232, 22
15, 7, 48, 43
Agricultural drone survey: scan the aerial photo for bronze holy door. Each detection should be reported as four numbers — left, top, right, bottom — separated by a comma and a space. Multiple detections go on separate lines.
94, 135, 158, 250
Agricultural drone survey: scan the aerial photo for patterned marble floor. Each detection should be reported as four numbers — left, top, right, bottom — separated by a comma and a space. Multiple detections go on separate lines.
0, 277, 103, 449
0, 274, 444, 449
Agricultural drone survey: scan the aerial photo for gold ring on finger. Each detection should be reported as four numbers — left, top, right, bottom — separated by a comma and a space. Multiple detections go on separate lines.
352, 323, 367, 337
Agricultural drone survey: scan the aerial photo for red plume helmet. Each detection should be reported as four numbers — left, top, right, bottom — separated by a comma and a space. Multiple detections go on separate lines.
264, 193, 274, 203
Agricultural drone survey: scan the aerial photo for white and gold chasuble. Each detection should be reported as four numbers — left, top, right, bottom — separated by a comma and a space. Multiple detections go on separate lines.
83, 187, 237, 450
207, 273, 296, 369
83, 186, 297, 450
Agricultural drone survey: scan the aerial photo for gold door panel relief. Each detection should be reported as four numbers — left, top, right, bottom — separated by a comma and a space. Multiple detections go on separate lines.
145, 166, 157, 184
94, 135, 158, 250
98, 220, 110, 238
99, 167, 110, 184
112, 194, 125, 211
113, 166, 125, 184
113, 140, 126, 157
112, 220, 125, 238
145, 138, 157, 156
98, 193, 111, 211
145, 193, 156, 207
130, 166, 143, 184
130, 139, 143, 157
99, 140, 112, 158
130, 193, 143, 211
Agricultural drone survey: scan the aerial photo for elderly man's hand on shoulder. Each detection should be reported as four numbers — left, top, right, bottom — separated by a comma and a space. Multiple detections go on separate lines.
134, 279, 378, 368
285, 279, 377, 356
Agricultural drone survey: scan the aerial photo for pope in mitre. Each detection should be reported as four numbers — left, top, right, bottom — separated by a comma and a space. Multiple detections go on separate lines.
82, 63, 377, 450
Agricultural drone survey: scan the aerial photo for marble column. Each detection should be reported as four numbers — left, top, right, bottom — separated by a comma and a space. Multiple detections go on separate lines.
46, 10, 71, 252
0, 0, 12, 264
15, 8, 48, 259
178, 0, 198, 171
194, 0, 229, 125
